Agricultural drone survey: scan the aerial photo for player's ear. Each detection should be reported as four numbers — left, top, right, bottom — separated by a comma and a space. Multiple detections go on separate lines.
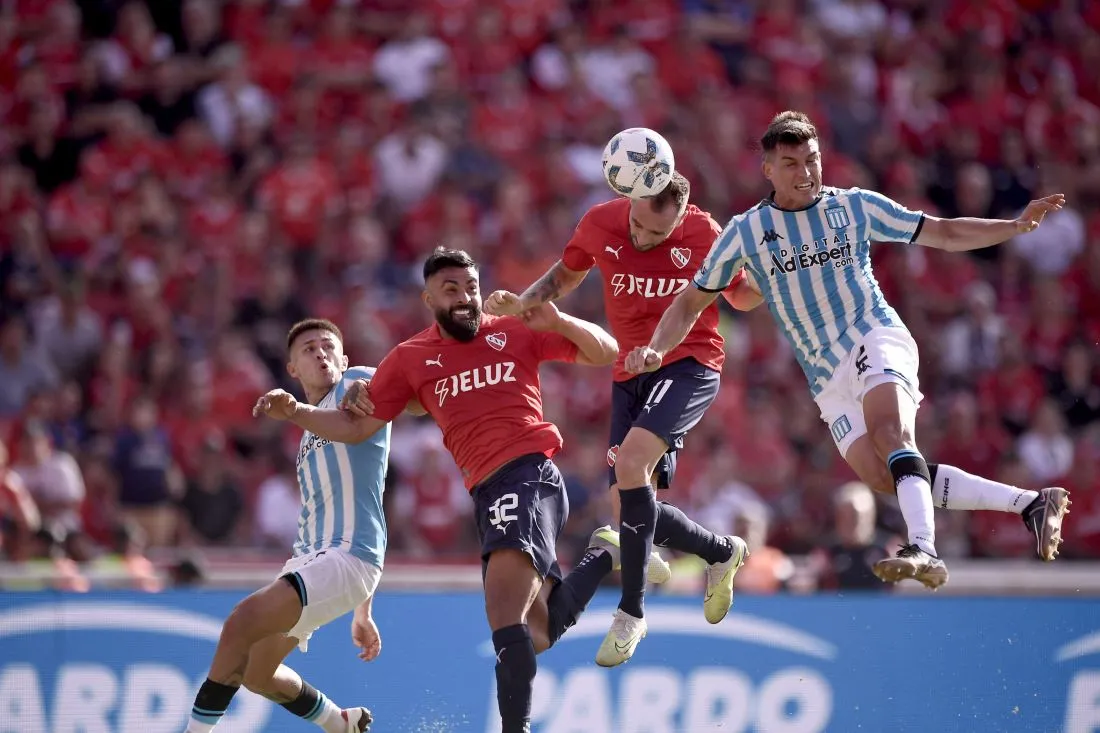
761, 156, 772, 182
340, 353, 349, 371
421, 289, 433, 309
286, 359, 298, 379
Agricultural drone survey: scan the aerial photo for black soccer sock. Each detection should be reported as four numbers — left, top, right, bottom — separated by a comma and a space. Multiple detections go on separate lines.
617, 485, 657, 619
189, 679, 238, 730
280, 680, 336, 723
492, 624, 537, 733
546, 549, 614, 647
653, 501, 733, 565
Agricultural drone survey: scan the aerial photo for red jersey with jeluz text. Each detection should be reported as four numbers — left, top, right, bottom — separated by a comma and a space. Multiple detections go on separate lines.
367, 314, 579, 489
562, 198, 743, 382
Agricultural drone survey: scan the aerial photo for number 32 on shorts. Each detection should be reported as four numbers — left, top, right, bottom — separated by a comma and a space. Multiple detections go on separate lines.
488, 493, 519, 533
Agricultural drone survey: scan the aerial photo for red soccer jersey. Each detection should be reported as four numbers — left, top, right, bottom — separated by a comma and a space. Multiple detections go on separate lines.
561, 198, 731, 381
368, 314, 579, 489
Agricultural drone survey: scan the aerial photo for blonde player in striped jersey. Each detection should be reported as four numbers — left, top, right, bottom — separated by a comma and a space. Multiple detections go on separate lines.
628, 111, 1071, 590
186, 319, 387, 733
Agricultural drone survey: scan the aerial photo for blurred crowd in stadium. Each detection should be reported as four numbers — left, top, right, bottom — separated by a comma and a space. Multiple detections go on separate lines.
1, 0, 1099, 591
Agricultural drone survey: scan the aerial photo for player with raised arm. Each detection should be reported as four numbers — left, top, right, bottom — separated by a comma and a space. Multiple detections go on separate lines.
254, 248, 671, 733
484, 170, 759, 667
186, 319, 384, 733
628, 111, 1071, 589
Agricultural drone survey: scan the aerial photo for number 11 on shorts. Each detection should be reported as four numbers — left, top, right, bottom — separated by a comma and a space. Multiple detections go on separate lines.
644, 379, 673, 411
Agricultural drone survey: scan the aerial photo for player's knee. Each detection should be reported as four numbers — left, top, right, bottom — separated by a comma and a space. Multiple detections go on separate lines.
868, 420, 913, 459
613, 442, 657, 486
223, 596, 265, 644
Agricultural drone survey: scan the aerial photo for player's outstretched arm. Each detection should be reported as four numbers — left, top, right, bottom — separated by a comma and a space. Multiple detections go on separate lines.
486, 260, 589, 316
626, 286, 719, 373
916, 194, 1065, 252
522, 302, 618, 366
253, 389, 386, 444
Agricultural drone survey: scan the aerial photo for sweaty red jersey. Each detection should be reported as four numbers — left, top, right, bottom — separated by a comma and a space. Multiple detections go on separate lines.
367, 314, 579, 489
562, 198, 738, 382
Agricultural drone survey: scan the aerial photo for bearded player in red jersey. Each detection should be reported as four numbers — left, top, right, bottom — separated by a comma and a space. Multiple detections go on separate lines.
485, 172, 763, 667
254, 247, 671, 733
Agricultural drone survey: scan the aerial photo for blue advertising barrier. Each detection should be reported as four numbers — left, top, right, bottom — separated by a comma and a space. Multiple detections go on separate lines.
0, 590, 1097, 733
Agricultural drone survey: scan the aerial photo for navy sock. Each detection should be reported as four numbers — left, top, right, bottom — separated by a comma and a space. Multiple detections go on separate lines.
654, 501, 732, 565
546, 549, 613, 647
281, 680, 331, 722
492, 624, 536, 733
191, 679, 238, 728
617, 485, 657, 619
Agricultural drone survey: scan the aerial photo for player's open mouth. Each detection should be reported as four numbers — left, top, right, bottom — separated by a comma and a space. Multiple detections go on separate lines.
451, 307, 475, 321
795, 182, 814, 192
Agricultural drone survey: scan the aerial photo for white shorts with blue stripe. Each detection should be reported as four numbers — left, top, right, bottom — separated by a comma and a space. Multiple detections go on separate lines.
814, 326, 924, 458
279, 548, 381, 652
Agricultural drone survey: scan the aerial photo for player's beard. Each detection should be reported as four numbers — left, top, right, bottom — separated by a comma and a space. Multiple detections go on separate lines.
436, 303, 482, 342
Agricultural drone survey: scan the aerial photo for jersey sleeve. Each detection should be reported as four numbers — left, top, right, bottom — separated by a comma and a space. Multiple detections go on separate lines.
694, 215, 749, 292
561, 210, 599, 271
360, 350, 414, 422
722, 267, 749, 292
856, 189, 925, 243
531, 328, 579, 364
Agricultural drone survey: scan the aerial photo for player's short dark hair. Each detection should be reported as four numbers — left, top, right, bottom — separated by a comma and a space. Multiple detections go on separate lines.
423, 246, 478, 282
648, 172, 690, 216
286, 318, 343, 353
760, 110, 818, 152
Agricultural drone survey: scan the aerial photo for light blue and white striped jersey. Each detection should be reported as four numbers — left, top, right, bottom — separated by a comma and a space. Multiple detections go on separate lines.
294, 365, 391, 568
695, 187, 925, 395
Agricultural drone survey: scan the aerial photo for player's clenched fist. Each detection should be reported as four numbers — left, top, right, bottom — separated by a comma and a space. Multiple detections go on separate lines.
253, 389, 299, 420
625, 346, 664, 374
519, 302, 561, 331
483, 290, 525, 316
340, 378, 375, 417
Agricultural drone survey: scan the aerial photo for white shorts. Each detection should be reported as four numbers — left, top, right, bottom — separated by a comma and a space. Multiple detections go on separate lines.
279, 549, 381, 652
814, 327, 924, 458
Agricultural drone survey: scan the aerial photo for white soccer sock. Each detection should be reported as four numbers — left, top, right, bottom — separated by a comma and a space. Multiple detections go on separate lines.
185, 719, 216, 733
930, 463, 1038, 514
311, 694, 347, 733
896, 475, 937, 556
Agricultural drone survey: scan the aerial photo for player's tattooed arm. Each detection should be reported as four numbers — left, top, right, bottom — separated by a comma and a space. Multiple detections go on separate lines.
485, 261, 588, 316
520, 260, 587, 307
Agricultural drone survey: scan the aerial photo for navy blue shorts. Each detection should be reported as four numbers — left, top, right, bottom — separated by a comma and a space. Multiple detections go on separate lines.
607, 358, 721, 489
472, 454, 568, 583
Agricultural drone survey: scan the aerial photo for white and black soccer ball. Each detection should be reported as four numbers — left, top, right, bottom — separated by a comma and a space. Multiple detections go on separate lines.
601, 127, 675, 199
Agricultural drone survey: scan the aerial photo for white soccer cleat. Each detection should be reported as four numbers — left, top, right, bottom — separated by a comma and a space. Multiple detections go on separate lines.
587, 525, 672, 584
595, 608, 647, 667
340, 707, 372, 732
704, 536, 749, 624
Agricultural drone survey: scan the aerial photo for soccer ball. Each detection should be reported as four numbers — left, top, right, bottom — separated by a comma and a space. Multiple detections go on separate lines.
602, 128, 676, 199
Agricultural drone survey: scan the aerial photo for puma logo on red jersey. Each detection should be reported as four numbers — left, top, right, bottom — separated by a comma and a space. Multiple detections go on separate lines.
434, 362, 517, 406
610, 273, 691, 298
